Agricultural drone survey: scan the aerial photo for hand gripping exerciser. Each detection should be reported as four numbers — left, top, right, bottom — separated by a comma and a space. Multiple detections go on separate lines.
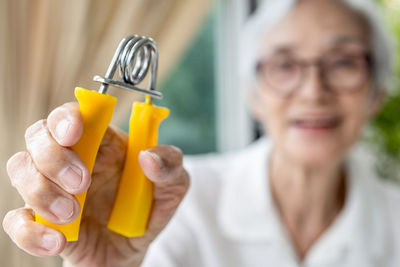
35, 35, 170, 241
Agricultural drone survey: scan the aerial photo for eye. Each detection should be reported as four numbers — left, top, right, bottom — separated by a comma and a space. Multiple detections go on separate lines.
272, 58, 298, 72
278, 61, 294, 70
331, 58, 357, 68
324, 52, 366, 71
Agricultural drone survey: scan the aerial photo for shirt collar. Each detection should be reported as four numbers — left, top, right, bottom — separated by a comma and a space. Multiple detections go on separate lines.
307, 145, 390, 264
217, 138, 390, 262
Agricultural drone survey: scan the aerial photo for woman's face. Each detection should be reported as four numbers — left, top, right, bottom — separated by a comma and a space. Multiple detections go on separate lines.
252, 0, 382, 166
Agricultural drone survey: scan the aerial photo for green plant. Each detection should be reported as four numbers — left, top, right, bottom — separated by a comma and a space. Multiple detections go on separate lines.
367, 2, 400, 180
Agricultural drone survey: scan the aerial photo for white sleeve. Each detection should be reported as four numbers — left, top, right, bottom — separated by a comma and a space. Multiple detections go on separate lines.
141, 156, 215, 267
140, 205, 202, 267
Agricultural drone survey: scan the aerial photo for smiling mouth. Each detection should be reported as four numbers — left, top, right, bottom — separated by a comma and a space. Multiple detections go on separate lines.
291, 116, 341, 130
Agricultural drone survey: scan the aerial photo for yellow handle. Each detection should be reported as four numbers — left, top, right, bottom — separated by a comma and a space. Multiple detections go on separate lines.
107, 101, 169, 237
35, 87, 117, 241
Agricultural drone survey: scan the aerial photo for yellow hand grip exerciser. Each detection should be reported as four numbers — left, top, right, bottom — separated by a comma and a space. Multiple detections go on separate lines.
35, 35, 169, 241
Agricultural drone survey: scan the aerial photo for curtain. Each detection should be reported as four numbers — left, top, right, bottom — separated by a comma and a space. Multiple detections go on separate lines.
0, 0, 212, 265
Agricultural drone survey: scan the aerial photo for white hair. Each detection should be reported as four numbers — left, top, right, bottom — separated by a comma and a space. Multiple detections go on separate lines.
240, 0, 396, 94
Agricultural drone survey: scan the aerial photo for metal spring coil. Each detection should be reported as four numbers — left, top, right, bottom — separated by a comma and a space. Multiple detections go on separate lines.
94, 35, 161, 99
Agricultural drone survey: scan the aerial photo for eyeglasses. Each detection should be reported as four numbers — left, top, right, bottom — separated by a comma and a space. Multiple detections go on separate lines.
255, 50, 372, 97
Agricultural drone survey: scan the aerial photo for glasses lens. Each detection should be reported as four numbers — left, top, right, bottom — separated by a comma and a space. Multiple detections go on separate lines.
322, 53, 369, 92
258, 54, 302, 95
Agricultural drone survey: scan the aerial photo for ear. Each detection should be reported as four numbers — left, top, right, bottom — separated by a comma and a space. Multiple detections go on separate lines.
368, 89, 386, 119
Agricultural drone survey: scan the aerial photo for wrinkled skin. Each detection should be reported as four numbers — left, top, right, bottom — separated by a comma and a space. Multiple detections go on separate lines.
3, 102, 189, 267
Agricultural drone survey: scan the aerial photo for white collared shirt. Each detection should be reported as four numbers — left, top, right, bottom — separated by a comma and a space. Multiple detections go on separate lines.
142, 138, 400, 267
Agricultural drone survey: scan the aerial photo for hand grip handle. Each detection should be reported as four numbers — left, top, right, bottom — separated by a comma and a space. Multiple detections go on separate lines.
107, 101, 169, 237
35, 87, 117, 241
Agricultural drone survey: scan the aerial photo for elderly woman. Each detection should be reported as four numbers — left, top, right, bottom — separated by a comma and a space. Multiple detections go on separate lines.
3, 0, 400, 266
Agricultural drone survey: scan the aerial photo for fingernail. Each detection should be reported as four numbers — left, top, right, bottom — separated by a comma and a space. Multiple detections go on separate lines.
60, 165, 82, 190
142, 151, 163, 168
55, 119, 71, 142
50, 198, 74, 221
41, 234, 59, 252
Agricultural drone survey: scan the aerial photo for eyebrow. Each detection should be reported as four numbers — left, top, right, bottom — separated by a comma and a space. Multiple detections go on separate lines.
328, 36, 368, 47
270, 45, 297, 54
266, 36, 368, 57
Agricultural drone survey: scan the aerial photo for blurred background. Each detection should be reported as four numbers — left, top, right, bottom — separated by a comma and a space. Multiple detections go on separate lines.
158, 0, 400, 183
0, 0, 399, 265
367, 0, 400, 181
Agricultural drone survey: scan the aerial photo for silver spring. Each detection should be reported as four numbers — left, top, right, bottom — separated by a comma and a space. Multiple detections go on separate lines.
94, 35, 162, 99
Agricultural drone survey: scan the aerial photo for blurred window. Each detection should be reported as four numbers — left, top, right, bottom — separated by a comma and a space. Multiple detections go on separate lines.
129, 0, 259, 155
155, 11, 217, 155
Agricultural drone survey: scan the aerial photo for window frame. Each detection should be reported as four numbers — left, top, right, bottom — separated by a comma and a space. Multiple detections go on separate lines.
215, 0, 254, 152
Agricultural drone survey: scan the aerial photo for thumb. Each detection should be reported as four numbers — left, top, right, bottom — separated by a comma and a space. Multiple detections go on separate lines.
138, 145, 190, 238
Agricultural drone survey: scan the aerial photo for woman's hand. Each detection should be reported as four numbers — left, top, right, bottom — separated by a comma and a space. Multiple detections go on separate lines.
3, 102, 190, 267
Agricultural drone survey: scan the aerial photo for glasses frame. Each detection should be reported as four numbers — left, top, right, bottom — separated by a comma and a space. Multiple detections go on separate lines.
255, 50, 373, 97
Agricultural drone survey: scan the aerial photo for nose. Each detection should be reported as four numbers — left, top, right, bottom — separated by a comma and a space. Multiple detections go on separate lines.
297, 65, 330, 101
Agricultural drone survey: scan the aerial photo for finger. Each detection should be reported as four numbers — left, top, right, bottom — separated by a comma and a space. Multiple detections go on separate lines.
3, 207, 66, 257
46, 102, 82, 147
7, 152, 80, 224
138, 145, 189, 237
138, 145, 186, 185
24, 119, 90, 194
